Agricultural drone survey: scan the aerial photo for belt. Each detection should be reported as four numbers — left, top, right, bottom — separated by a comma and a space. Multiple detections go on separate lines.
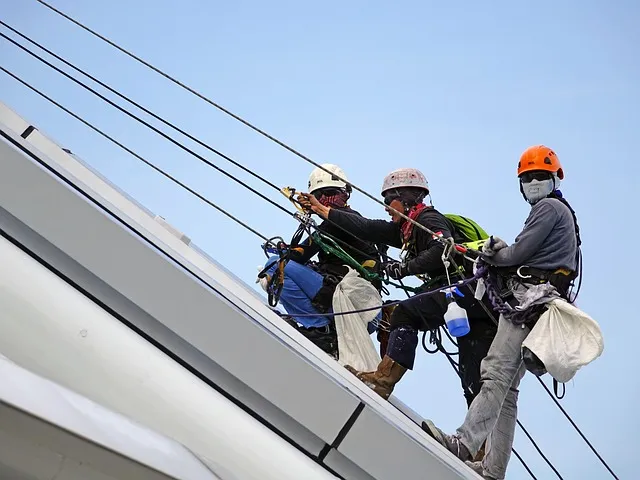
304, 324, 334, 334
499, 265, 574, 283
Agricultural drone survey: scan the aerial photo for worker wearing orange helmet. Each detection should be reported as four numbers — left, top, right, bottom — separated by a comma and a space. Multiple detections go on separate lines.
422, 145, 582, 480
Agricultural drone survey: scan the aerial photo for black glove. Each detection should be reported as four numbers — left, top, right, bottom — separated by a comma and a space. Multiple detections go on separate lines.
384, 261, 409, 280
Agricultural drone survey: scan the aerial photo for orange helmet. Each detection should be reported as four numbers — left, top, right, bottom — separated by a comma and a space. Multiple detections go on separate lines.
517, 145, 564, 180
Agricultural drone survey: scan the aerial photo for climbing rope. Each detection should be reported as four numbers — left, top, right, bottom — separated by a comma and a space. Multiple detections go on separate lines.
0, 67, 575, 480
19, 3, 482, 257
3, 62, 611, 480
291, 264, 488, 318
0, 66, 275, 243
0, 24, 394, 274
0, 21, 477, 308
3, 11, 618, 477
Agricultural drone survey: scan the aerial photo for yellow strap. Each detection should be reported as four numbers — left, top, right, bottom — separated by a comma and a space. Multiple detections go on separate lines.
280, 186, 306, 213
462, 239, 487, 251
553, 268, 573, 276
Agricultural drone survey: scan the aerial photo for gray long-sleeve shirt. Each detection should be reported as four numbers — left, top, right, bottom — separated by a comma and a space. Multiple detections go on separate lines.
486, 198, 578, 271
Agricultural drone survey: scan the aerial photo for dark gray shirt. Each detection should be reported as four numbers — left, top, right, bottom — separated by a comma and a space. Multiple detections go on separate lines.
487, 198, 577, 271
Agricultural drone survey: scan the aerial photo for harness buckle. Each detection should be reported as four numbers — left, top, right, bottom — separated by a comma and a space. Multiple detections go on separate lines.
516, 265, 532, 279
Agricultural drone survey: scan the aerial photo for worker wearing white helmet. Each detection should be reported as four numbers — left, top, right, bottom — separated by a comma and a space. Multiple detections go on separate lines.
300, 168, 499, 426
261, 164, 382, 358
307, 163, 352, 197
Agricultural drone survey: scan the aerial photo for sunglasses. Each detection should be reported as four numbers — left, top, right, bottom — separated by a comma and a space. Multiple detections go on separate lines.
313, 188, 343, 199
519, 171, 552, 183
384, 194, 401, 206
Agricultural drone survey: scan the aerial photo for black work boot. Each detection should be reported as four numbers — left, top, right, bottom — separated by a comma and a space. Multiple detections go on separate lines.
302, 324, 338, 359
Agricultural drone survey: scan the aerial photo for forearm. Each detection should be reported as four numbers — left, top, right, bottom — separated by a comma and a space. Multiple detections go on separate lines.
406, 243, 446, 275
313, 204, 331, 219
486, 201, 558, 267
328, 209, 401, 246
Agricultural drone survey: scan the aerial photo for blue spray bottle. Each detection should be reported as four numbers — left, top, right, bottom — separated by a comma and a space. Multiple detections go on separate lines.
444, 287, 470, 337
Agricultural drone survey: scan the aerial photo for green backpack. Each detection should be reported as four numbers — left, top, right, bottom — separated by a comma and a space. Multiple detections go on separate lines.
444, 213, 490, 251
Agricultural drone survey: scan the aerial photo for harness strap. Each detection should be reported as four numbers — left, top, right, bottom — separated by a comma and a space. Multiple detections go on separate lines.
554, 379, 566, 400
498, 265, 576, 300
498, 265, 574, 282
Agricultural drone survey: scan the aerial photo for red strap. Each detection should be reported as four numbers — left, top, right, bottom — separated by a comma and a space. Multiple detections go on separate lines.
401, 203, 428, 242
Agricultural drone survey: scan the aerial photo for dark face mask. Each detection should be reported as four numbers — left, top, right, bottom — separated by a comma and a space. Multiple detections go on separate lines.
314, 188, 349, 208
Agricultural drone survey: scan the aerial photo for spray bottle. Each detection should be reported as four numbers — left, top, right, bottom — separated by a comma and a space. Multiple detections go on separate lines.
444, 287, 470, 337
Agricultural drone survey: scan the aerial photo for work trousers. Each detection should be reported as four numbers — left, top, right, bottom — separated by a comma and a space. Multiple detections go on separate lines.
386, 285, 498, 407
456, 313, 529, 479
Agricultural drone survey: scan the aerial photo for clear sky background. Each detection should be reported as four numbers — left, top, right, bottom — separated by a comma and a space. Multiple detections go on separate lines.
1, 1, 638, 478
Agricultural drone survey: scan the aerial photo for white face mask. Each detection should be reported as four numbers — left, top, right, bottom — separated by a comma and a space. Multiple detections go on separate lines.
521, 178, 555, 204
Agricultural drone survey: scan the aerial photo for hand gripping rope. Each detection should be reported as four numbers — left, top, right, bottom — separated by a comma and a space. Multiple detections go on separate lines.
281, 187, 427, 294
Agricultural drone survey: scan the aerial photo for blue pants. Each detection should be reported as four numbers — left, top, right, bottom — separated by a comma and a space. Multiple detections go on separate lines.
265, 256, 329, 328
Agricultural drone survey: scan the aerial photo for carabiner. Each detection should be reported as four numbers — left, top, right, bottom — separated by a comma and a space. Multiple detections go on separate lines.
516, 265, 532, 279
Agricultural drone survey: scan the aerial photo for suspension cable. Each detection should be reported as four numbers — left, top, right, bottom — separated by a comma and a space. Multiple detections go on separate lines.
517, 420, 563, 479
31, 0, 469, 247
12, 8, 619, 476
417, 282, 558, 478
536, 377, 619, 479
0, 32, 297, 221
434, 329, 541, 479
0, 24, 397, 269
511, 449, 538, 480
0, 66, 270, 243
469, 275, 619, 479
0, 61, 395, 297
4, 61, 539, 477
0, 20, 281, 192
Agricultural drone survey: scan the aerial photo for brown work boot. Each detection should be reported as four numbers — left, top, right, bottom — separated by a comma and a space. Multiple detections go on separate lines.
473, 440, 487, 462
344, 355, 407, 400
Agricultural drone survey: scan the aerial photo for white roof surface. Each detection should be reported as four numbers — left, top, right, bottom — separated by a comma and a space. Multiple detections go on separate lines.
0, 100, 479, 480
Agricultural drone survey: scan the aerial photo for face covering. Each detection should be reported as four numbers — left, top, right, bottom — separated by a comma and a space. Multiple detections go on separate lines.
401, 203, 428, 242
521, 178, 555, 204
317, 191, 349, 208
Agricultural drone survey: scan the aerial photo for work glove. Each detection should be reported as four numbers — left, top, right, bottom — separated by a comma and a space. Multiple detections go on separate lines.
384, 261, 409, 280
481, 236, 508, 257
255, 266, 270, 292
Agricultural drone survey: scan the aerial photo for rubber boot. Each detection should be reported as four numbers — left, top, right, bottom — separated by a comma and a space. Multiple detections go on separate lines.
345, 355, 407, 400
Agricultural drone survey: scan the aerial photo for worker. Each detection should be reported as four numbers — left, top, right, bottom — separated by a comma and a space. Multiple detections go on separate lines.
260, 164, 382, 359
421, 146, 581, 480
298, 168, 499, 410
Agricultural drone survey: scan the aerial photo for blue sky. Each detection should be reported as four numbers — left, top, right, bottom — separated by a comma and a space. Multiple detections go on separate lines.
1, 1, 638, 478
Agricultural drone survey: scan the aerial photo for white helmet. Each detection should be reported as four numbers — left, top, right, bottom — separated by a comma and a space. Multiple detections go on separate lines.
308, 164, 349, 194
381, 168, 429, 196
